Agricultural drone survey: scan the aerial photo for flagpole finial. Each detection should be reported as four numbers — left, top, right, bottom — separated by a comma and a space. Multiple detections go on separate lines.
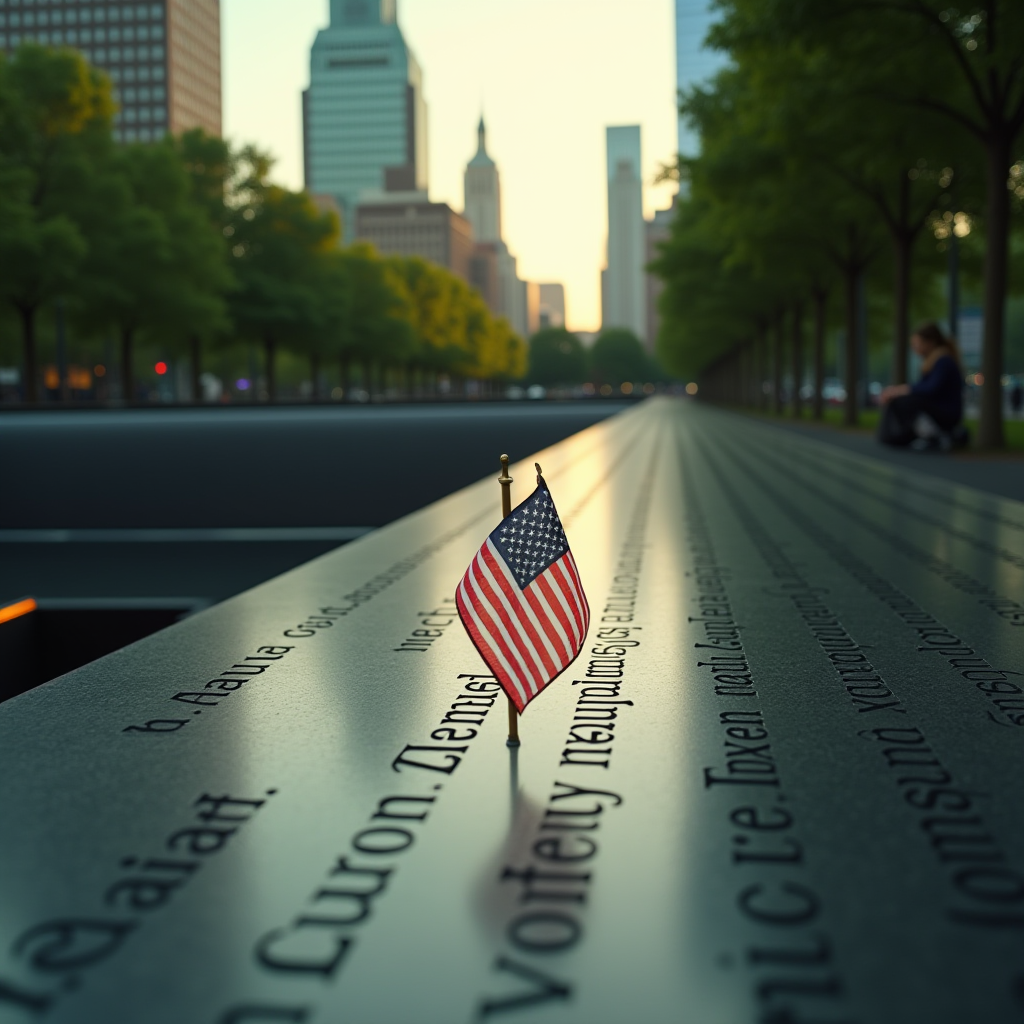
535, 462, 543, 483
499, 454, 513, 521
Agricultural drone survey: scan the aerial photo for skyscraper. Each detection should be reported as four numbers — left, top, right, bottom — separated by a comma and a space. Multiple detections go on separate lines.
675, 0, 727, 157
304, 0, 428, 241
461, 117, 527, 337
0, 0, 221, 144
603, 125, 646, 340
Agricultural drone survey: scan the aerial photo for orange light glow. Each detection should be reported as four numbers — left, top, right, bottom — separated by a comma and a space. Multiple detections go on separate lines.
0, 597, 37, 626
155, 361, 168, 376
94, 364, 106, 377
974, 373, 984, 386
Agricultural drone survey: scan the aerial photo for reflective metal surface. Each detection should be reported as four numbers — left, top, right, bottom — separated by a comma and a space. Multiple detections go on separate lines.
2, 399, 1023, 1023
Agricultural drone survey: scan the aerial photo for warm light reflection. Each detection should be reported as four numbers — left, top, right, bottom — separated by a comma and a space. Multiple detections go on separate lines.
0, 597, 37, 626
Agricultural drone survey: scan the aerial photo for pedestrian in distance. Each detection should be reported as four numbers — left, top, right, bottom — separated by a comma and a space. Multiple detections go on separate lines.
878, 322, 967, 452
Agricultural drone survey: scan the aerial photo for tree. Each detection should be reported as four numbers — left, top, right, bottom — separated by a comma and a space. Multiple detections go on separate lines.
75, 141, 231, 400
228, 176, 339, 401
174, 128, 238, 398
527, 328, 587, 386
591, 329, 648, 385
718, 0, 1024, 445
0, 44, 113, 401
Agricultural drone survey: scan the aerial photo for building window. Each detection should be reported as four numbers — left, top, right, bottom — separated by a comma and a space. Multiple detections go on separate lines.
153, 106, 165, 122
94, 46, 106, 60
123, 45, 134, 60
123, 86, 136, 101
122, 25, 133, 40
139, 106, 151, 122
66, 27, 76, 42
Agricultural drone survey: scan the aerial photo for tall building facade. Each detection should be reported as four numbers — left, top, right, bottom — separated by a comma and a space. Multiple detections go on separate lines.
603, 125, 646, 340
0, 0, 221, 143
355, 197, 473, 281
461, 118, 527, 337
644, 202, 675, 353
675, 0, 726, 157
304, 0, 427, 241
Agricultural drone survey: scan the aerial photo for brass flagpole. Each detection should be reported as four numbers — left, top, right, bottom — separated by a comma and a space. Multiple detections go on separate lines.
498, 454, 520, 747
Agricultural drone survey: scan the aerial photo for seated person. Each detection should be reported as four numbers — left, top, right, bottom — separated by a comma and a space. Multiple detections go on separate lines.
879, 322, 965, 450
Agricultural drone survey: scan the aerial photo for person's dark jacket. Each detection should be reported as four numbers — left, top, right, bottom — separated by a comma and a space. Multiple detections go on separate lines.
911, 353, 963, 424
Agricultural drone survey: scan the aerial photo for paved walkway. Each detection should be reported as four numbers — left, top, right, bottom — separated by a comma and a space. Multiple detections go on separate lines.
747, 410, 1024, 502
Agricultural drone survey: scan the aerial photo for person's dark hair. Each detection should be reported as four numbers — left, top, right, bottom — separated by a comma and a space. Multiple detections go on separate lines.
914, 321, 948, 348
914, 321, 961, 369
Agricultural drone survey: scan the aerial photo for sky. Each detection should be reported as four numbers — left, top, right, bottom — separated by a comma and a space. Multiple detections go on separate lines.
222, 0, 682, 332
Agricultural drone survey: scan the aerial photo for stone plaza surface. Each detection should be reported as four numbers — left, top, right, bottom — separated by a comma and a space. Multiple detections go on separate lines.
1, 398, 1023, 1022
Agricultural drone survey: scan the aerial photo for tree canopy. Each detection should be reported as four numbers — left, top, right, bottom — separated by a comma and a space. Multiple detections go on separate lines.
654, 0, 1024, 446
527, 328, 588, 386
0, 42, 527, 403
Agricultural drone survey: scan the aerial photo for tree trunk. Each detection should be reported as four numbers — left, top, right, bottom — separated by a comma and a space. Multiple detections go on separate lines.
310, 353, 321, 401
17, 304, 39, 403
843, 267, 859, 427
264, 337, 276, 402
791, 301, 804, 419
812, 287, 827, 421
891, 230, 912, 387
773, 311, 784, 415
190, 335, 201, 403
753, 325, 761, 409
978, 136, 1010, 449
339, 356, 351, 401
121, 327, 135, 402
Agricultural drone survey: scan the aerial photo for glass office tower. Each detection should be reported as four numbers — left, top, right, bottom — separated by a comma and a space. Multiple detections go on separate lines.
0, 0, 221, 143
603, 125, 646, 340
674, 0, 726, 157
303, 0, 428, 241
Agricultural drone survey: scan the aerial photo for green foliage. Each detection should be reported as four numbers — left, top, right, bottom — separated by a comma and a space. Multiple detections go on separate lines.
656, 0, 1024, 444
527, 328, 587, 385
0, 43, 527, 402
0, 44, 114, 399
591, 329, 649, 384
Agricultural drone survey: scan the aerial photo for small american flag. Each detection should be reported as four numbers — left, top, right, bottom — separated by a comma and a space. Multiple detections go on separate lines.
456, 471, 589, 712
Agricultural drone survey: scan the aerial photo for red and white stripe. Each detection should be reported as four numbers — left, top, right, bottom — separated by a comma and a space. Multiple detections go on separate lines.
456, 538, 590, 712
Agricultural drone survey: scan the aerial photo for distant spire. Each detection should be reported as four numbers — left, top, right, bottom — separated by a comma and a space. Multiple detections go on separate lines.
468, 113, 495, 168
